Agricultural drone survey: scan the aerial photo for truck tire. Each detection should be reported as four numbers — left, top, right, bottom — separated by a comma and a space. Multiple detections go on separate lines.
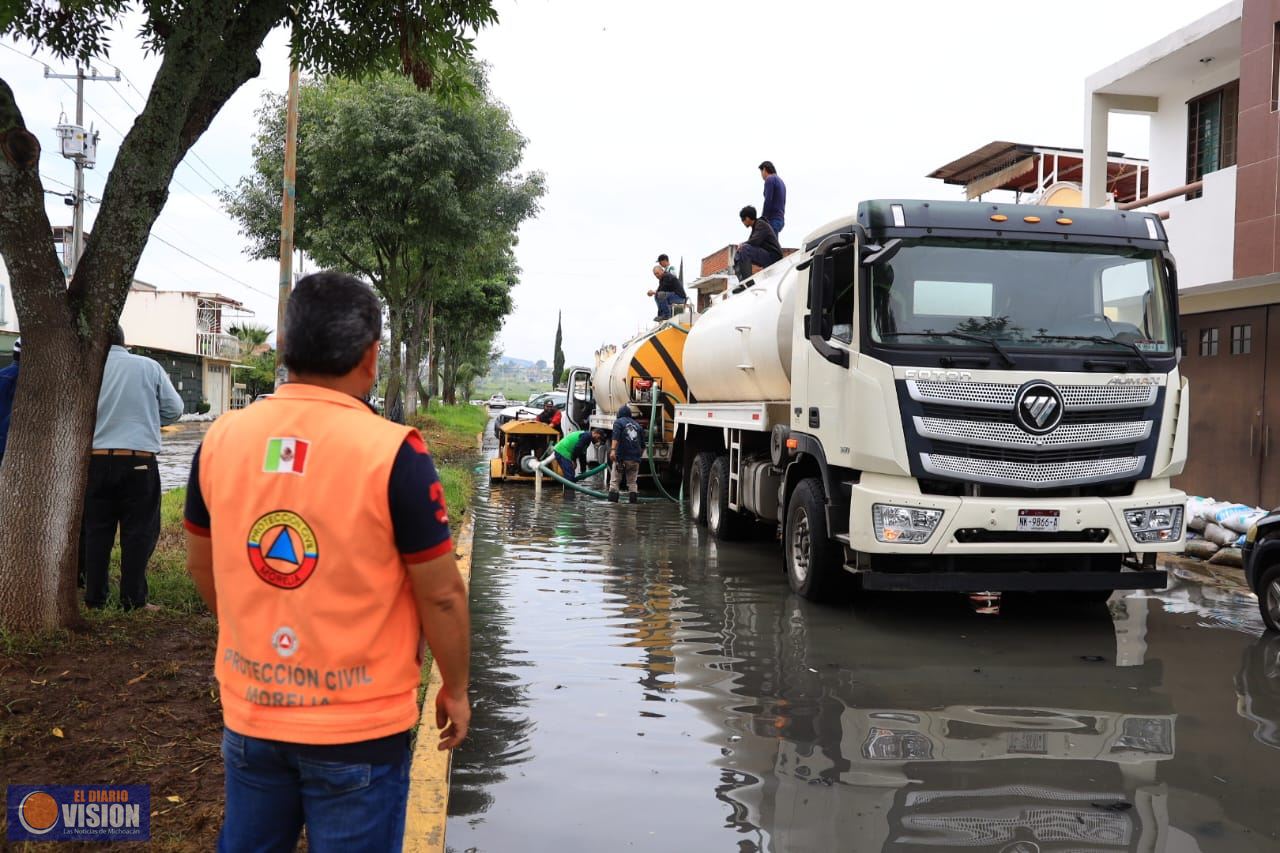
688, 451, 716, 526
1260, 563, 1280, 633
707, 455, 750, 540
785, 477, 846, 602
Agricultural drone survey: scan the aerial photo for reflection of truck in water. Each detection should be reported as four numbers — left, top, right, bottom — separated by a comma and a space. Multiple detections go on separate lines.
670, 200, 1189, 600
668, 587, 1179, 852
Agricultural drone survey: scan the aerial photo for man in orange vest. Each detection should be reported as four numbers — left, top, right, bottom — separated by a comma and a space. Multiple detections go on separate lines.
184, 271, 469, 852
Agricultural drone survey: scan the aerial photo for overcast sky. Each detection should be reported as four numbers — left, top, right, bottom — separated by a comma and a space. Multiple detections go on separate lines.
1, 0, 1225, 366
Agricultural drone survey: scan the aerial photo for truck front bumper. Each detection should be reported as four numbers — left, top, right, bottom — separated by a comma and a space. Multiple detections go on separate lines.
847, 473, 1185, 558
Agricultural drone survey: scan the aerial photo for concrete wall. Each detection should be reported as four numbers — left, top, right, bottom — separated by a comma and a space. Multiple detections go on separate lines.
119, 290, 198, 356
1234, 0, 1280, 277
1159, 166, 1238, 287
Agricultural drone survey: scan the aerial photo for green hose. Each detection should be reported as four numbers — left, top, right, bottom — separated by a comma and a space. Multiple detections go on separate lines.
536, 453, 666, 502
645, 392, 683, 503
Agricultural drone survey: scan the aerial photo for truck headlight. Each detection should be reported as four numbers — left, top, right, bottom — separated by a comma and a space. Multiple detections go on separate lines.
873, 504, 943, 544
1123, 506, 1183, 543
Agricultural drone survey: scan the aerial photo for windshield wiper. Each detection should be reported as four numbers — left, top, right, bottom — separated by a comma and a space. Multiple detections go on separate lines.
1031, 335, 1152, 371
881, 331, 1017, 368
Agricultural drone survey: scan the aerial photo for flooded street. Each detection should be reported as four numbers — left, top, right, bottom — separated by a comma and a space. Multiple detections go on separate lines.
447, 442, 1279, 851
159, 421, 209, 491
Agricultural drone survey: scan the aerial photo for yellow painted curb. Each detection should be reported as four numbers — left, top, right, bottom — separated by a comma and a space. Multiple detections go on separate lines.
403, 512, 474, 853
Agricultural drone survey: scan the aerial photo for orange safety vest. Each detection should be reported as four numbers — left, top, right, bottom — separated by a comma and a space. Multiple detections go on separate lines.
199, 383, 433, 744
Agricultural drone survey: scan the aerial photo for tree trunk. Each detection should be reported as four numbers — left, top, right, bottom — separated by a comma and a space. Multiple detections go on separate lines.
430, 341, 444, 400
0, 329, 106, 630
384, 305, 404, 422
403, 299, 427, 416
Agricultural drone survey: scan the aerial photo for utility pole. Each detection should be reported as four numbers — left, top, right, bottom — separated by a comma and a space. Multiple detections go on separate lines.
275, 64, 300, 388
45, 64, 118, 275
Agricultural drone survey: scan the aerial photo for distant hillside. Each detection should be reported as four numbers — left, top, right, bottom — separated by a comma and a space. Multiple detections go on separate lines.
497, 356, 537, 368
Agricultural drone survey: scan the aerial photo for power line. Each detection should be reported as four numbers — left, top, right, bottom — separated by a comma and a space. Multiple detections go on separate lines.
104, 78, 229, 192
147, 231, 278, 301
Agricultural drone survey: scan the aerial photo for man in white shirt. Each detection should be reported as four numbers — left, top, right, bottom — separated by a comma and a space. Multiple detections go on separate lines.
82, 325, 184, 610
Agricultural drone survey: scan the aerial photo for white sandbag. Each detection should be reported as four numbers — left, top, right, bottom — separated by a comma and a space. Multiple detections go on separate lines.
1186, 496, 1223, 525
1203, 523, 1239, 547
1188, 516, 1207, 532
1184, 540, 1219, 560
1216, 504, 1266, 535
1208, 547, 1244, 568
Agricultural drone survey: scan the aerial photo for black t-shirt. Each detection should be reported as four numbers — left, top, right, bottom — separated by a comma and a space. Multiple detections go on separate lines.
656, 271, 685, 299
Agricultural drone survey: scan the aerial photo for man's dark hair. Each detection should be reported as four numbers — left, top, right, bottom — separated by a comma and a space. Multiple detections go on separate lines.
657, 253, 669, 264
739, 205, 758, 221
109, 324, 125, 347
284, 271, 382, 376
758, 160, 776, 174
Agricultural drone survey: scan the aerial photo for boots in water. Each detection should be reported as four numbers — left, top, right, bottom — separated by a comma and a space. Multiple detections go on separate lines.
608, 491, 620, 503
629, 492, 638, 504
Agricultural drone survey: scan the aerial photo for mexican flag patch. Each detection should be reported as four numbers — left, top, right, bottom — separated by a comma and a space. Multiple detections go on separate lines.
263, 437, 309, 475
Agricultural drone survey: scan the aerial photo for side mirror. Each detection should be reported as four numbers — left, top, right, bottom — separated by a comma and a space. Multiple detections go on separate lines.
862, 238, 903, 267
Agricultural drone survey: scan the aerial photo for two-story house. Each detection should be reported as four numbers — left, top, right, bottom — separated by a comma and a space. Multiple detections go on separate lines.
1082, 0, 1280, 507
1, 237, 253, 416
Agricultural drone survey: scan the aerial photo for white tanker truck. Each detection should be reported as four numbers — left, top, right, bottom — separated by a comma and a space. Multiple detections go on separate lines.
674, 199, 1189, 601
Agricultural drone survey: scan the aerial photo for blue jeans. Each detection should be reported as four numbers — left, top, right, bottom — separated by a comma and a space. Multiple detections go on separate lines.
218, 728, 411, 853
654, 291, 687, 319
553, 451, 578, 482
735, 244, 782, 278
768, 217, 784, 236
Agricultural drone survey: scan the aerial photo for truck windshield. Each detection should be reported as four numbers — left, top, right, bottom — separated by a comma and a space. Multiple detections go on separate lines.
869, 239, 1174, 356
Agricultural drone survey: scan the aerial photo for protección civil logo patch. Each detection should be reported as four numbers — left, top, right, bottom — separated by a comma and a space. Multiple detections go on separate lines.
7, 785, 150, 842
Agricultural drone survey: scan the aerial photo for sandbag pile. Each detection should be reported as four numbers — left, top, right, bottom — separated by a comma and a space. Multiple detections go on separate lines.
1182, 497, 1267, 568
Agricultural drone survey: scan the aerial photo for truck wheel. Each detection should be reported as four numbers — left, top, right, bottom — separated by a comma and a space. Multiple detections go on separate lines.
707, 455, 750, 540
785, 477, 846, 602
688, 452, 716, 526
1260, 563, 1280, 633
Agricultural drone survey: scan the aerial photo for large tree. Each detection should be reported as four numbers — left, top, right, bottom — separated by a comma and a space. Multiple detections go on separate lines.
222, 69, 543, 420
0, 2, 498, 632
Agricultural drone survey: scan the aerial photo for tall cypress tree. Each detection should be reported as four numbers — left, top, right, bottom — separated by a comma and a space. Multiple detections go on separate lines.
552, 311, 565, 387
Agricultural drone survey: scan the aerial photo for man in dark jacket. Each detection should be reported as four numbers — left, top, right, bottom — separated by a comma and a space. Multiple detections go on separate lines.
0, 339, 19, 466
647, 264, 687, 322
608, 404, 645, 504
735, 205, 783, 280
759, 161, 786, 236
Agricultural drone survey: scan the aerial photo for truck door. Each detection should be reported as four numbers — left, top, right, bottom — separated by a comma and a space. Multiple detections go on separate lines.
794, 235, 858, 467
563, 366, 594, 434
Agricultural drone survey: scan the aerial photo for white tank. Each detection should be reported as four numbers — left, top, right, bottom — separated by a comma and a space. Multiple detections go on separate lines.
684, 259, 800, 402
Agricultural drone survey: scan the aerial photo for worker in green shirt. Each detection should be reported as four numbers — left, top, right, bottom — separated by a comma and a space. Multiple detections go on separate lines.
551, 429, 604, 482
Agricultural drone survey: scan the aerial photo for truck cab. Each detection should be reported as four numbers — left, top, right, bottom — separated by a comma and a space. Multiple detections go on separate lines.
677, 200, 1189, 601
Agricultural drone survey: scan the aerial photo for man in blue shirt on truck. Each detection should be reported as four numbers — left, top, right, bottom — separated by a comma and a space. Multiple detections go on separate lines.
759, 160, 786, 236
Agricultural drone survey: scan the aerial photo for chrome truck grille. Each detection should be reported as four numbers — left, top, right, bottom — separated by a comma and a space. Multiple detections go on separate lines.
903, 380, 1160, 490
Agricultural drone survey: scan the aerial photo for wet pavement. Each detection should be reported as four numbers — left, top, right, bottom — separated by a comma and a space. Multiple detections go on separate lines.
447, 437, 1279, 852
158, 421, 209, 491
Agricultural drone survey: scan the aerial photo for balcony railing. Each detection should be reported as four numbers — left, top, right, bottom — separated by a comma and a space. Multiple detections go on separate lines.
197, 331, 248, 361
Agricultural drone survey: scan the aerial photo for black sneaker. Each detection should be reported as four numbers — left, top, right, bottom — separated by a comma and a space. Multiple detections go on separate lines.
629, 492, 638, 504
608, 492, 619, 503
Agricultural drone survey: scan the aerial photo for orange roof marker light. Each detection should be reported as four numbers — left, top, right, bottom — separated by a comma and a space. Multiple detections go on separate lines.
990, 214, 1008, 222
1023, 215, 1041, 223
1057, 217, 1073, 225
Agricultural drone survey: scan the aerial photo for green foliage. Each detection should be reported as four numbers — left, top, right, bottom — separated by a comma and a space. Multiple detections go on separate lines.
222, 69, 545, 409
422, 399, 489, 436
229, 323, 272, 347
243, 350, 277, 399
552, 311, 565, 387
7, 2, 499, 91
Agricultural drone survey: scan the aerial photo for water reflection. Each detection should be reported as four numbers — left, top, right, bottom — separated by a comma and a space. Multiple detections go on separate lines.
448, 466, 1279, 851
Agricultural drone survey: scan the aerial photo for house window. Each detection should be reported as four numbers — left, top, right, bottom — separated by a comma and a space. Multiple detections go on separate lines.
1199, 328, 1219, 356
1273, 23, 1280, 111
1231, 324, 1252, 355
1186, 81, 1239, 198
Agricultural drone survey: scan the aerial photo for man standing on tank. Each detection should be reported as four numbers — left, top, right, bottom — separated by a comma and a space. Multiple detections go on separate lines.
759, 160, 786, 236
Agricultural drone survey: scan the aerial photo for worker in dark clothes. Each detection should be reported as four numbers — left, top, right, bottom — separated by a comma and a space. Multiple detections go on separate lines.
648, 264, 687, 322
536, 398, 563, 435
0, 339, 19, 468
657, 253, 677, 278
759, 160, 786, 236
735, 205, 783, 280
82, 325, 184, 610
